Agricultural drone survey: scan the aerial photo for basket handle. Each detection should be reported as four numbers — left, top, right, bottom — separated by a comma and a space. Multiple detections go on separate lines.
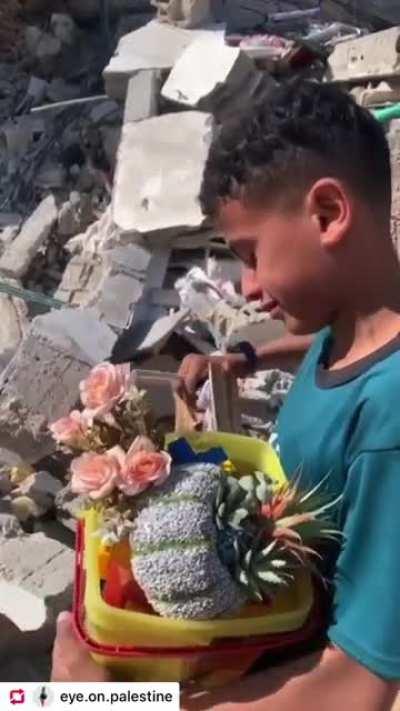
174, 362, 241, 434
208, 361, 242, 434
174, 391, 199, 434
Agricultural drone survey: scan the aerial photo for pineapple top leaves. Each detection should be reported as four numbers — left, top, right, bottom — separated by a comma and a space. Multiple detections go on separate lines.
215, 470, 342, 603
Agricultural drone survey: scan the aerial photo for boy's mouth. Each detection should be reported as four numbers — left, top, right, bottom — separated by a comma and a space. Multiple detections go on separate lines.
261, 297, 279, 313
260, 297, 284, 321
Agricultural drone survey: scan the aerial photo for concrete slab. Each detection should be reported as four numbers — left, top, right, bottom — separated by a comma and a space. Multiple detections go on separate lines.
326, 27, 400, 83
124, 69, 160, 123
0, 196, 58, 279
0, 309, 116, 462
104, 20, 219, 99
113, 111, 213, 237
162, 32, 255, 112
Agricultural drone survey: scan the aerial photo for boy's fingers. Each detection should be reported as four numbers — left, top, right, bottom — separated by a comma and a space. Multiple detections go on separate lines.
178, 355, 209, 396
52, 611, 110, 682
54, 611, 76, 649
52, 611, 83, 671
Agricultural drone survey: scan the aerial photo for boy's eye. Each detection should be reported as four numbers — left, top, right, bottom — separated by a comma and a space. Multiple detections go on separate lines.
229, 242, 257, 269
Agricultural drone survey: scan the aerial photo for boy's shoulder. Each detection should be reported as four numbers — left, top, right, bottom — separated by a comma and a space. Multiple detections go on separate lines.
347, 343, 400, 458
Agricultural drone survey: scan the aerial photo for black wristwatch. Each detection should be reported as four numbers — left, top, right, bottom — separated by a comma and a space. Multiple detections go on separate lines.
228, 341, 258, 371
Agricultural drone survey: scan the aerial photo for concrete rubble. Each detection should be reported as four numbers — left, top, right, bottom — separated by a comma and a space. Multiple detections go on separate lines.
1, 0, 400, 684
103, 20, 217, 99
113, 111, 213, 236
326, 26, 400, 83
0, 308, 116, 462
0, 532, 74, 622
0, 195, 58, 279
151, 0, 213, 29
162, 31, 258, 114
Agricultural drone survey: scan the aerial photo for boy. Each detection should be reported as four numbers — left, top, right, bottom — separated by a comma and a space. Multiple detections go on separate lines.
179, 79, 400, 709
52, 81, 400, 710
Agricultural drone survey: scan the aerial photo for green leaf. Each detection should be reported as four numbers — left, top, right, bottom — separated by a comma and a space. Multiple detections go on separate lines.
239, 569, 249, 586
239, 475, 258, 492
257, 570, 286, 585
230, 508, 250, 529
244, 549, 253, 568
270, 559, 288, 569
259, 540, 277, 558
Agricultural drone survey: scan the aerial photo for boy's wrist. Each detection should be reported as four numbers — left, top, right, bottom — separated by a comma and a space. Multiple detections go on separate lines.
227, 341, 258, 375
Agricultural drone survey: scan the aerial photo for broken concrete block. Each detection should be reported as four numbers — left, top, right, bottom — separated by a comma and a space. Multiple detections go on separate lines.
16, 471, 63, 510
0, 511, 22, 538
152, 0, 213, 28
0, 533, 74, 615
94, 245, 153, 329
0, 583, 49, 658
65, 206, 121, 256
54, 253, 104, 307
0, 308, 116, 463
104, 20, 215, 99
326, 27, 400, 84
55, 243, 153, 328
0, 280, 29, 371
128, 308, 188, 353
352, 79, 400, 108
57, 193, 93, 238
113, 111, 213, 236
0, 196, 58, 279
124, 70, 160, 123
55, 485, 83, 533
162, 32, 255, 112
0, 583, 46, 630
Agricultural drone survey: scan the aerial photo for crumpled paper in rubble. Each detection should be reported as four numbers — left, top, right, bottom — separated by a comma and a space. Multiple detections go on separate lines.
176, 260, 294, 436
176, 259, 266, 352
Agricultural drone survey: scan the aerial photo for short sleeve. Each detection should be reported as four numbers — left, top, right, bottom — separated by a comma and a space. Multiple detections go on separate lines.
328, 449, 400, 679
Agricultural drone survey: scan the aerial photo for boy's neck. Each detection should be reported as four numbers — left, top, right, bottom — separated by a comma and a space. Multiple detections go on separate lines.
329, 260, 400, 370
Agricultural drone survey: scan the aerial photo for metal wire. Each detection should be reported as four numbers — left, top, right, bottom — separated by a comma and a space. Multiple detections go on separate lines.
0, 281, 67, 310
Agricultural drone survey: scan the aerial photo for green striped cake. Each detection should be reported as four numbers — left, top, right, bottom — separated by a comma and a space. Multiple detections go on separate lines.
130, 463, 246, 620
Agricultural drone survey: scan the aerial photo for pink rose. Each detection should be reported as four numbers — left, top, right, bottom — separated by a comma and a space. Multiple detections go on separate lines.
80, 363, 132, 421
50, 410, 88, 446
70, 450, 120, 500
118, 445, 172, 497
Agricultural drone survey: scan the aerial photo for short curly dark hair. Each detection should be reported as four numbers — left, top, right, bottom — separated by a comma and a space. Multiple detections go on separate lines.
200, 79, 391, 219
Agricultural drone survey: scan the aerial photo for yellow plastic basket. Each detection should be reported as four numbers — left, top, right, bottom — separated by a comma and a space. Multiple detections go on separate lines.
81, 433, 314, 652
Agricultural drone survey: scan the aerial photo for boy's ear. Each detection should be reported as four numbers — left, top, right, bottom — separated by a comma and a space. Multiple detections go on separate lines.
306, 178, 352, 248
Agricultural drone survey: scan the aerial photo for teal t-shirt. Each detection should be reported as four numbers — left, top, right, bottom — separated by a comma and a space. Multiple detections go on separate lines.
276, 328, 400, 680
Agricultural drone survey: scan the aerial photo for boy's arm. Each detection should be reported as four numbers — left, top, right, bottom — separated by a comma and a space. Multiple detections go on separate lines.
178, 333, 313, 397
183, 646, 397, 711
255, 333, 314, 372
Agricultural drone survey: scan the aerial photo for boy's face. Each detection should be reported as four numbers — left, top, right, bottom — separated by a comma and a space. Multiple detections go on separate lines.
218, 196, 341, 335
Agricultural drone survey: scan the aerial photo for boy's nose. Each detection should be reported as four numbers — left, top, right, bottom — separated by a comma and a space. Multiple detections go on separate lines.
241, 267, 263, 302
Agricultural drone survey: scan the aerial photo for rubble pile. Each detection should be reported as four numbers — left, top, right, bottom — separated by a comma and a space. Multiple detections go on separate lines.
2, 0, 400, 682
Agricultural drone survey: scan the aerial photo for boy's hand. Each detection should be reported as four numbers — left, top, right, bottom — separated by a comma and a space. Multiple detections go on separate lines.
177, 353, 250, 400
51, 612, 110, 682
